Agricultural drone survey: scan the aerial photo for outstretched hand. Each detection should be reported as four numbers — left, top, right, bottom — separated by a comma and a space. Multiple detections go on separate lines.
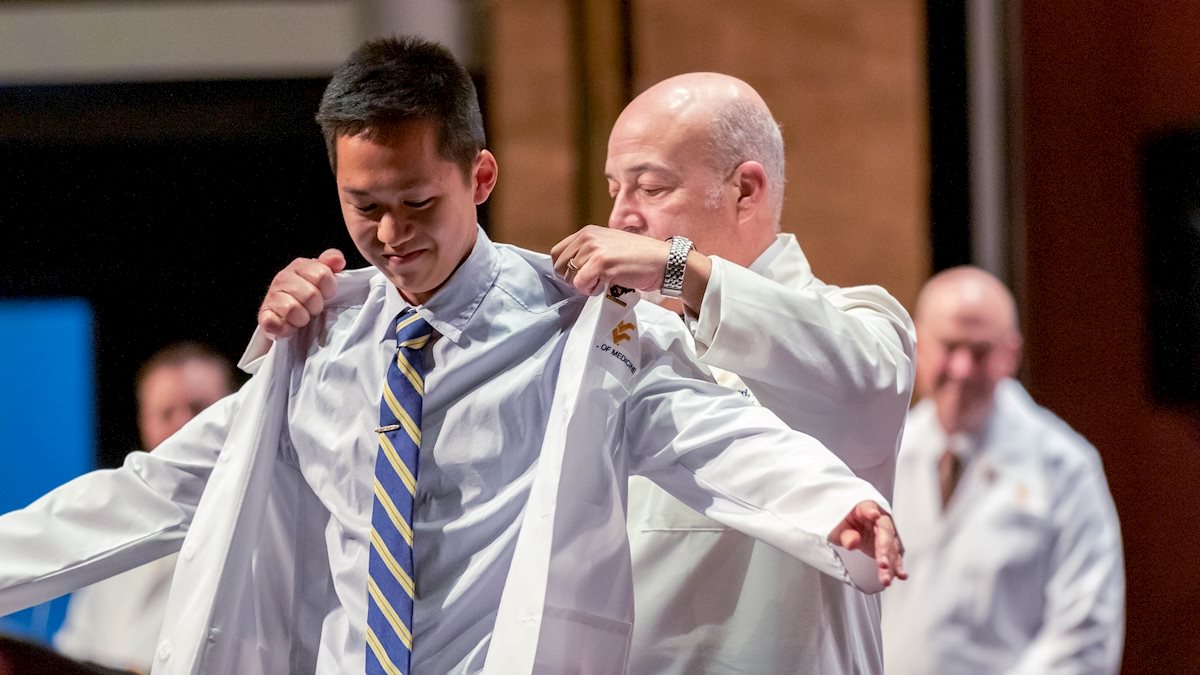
828, 500, 908, 587
257, 248, 346, 339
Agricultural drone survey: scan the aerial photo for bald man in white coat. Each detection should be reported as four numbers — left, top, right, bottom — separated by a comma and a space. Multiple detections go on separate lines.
882, 267, 1124, 675
551, 74, 915, 673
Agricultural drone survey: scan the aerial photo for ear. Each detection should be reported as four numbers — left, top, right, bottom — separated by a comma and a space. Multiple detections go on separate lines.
1001, 331, 1024, 378
731, 160, 767, 224
472, 149, 499, 204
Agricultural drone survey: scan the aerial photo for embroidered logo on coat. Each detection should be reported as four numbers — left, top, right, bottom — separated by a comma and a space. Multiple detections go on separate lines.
611, 320, 635, 344
605, 285, 634, 306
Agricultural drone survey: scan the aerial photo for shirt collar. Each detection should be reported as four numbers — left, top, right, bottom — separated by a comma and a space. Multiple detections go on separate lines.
935, 403, 1000, 463
377, 225, 500, 346
749, 233, 813, 285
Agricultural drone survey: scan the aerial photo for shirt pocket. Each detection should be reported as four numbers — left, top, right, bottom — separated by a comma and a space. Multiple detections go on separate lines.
533, 605, 632, 674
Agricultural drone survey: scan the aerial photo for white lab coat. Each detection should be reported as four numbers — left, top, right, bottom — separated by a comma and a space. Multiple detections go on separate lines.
0, 256, 885, 674
882, 380, 1125, 675
54, 552, 179, 672
627, 235, 915, 674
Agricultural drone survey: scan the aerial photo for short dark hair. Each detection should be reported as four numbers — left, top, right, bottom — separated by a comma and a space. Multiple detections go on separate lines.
316, 36, 486, 175
136, 341, 237, 396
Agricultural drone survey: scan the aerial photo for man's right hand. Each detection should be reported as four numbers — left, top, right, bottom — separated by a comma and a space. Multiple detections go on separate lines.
257, 249, 346, 339
827, 500, 908, 588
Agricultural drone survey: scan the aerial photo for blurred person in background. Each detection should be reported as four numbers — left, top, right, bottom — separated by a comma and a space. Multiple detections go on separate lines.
882, 266, 1125, 675
53, 342, 235, 673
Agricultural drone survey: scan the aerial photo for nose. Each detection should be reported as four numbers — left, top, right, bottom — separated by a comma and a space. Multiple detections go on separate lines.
608, 190, 646, 234
377, 213, 413, 247
945, 347, 976, 381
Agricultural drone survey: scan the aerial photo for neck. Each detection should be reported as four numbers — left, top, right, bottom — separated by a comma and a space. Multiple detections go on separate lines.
725, 221, 777, 268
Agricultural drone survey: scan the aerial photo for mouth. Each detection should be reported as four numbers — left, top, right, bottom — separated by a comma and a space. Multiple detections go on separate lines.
383, 249, 427, 267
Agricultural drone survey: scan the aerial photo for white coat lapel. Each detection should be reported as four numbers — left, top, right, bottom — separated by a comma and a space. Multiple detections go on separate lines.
937, 450, 1007, 550
156, 340, 291, 674
485, 287, 642, 674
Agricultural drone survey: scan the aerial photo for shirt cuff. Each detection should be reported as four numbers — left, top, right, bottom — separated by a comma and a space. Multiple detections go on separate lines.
237, 326, 274, 374
690, 256, 727, 355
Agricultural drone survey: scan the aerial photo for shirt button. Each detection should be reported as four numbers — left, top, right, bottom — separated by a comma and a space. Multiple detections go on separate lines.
157, 641, 172, 661
217, 450, 230, 464
182, 544, 196, 561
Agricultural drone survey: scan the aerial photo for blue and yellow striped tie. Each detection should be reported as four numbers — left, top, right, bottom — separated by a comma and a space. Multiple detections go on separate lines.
366, 308, 433, 675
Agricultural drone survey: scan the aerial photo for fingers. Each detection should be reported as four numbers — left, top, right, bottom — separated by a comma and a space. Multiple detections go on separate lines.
550, 231, 580, 274
258, 307, 297, 339
829, 503, 870, 550
828, 500, 908, 587
551, 229, 604, 294
295, 254, 341, 302
552, 225, 667, 295
572, 262, 604, 295
853, 505, 906, 587
258, 289, 316, 339
873, 514, 908, 586
318, 248, 347, 274
258, 255, 342, 339
837, 528, 863, 551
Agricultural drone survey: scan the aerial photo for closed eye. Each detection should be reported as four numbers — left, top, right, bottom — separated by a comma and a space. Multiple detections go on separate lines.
353, 203, 377, 214
405, 197, 435, 208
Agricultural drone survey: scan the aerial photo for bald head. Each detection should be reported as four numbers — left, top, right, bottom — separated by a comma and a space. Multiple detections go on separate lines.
622, 73, 785, 221
605, 74, 785, 265
914, 266, 1023, 434
630, 72, 770, 121
916, 266, 1020, 334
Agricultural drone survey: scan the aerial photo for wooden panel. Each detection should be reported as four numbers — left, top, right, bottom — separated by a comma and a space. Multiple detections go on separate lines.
570, 0, 629, 229
487, 0, 627, 253
487, 1, 577, 253
631, 0, 928, 307
1021, 2, 1200, 672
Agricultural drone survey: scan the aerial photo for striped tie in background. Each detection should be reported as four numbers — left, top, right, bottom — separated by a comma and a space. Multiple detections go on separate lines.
366, 308, 433, 675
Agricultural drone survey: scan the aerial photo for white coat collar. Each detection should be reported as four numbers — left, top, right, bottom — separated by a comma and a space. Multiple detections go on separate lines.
749, 233, 814, 287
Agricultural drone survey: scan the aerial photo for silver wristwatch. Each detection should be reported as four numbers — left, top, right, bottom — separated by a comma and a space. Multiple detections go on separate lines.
661, 235, 695, 298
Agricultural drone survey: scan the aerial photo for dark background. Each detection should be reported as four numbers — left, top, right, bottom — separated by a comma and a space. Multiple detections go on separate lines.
0, 79, 347, 468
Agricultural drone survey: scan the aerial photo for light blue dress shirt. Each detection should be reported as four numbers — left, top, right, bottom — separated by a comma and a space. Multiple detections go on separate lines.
283, 229, 578, 672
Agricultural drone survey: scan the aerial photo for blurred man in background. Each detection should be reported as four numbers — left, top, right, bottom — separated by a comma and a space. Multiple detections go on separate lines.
882, 267, 1125, 675
53, 342, 235, 673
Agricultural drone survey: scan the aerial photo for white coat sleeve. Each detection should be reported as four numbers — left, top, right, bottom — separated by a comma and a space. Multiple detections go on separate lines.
693, 257, 915, 477
0, 390, 238, 615
626, 313, 889, 589
1004, 455, 1125, 675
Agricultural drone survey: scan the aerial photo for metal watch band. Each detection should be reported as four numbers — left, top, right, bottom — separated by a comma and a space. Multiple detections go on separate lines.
661, 235, 695, 298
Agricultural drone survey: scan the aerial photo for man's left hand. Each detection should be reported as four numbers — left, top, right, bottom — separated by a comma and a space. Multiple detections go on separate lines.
828, 500, 908, 587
